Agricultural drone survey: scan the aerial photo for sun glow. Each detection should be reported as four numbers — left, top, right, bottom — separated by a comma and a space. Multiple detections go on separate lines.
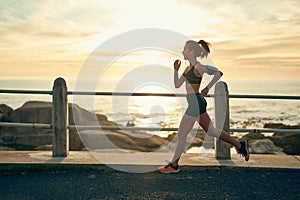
126, 85, 186, 132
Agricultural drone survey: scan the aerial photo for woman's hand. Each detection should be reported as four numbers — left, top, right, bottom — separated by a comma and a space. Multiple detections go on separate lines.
174, 60, 181, 71
201, 87, 209, 96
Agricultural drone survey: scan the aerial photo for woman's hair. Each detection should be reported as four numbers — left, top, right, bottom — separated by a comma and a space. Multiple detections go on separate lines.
186, 40, 211, 58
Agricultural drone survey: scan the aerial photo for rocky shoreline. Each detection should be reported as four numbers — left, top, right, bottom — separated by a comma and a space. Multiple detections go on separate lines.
241, 123, 300, 155
0, 101, 299, 155
0, 101, 171, 152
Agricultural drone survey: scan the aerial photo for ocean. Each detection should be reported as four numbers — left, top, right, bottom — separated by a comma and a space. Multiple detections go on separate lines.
0, 79, 299, 138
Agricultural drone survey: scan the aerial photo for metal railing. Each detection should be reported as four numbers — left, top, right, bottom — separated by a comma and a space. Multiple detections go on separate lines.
0, 122, 299, 133
0, 77, 299, 159
2, 88, 299, 99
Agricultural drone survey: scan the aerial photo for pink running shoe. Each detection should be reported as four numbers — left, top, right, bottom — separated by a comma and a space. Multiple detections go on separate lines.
158, 163, 180, 173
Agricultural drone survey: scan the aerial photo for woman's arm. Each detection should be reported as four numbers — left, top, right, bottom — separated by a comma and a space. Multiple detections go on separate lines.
201, 69, 223, 95
174, 60, 185, 88
194, 63, 223, 95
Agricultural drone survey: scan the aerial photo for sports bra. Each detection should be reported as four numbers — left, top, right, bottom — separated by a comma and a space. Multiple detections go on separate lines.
183, 64, 202, 84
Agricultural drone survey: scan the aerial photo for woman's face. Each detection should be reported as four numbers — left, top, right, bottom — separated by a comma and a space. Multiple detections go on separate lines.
182, 44, 191, 60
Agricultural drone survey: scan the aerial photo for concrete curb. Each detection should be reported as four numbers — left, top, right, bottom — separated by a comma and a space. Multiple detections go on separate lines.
1, 163, 300, 174
0, 151, 299, 174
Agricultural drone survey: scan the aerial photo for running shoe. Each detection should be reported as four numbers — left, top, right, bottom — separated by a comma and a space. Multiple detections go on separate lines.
238, 140, 250, 161
158, 162, 180, 173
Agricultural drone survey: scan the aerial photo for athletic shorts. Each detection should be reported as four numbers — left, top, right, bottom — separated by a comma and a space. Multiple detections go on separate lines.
185, 93, 207, 117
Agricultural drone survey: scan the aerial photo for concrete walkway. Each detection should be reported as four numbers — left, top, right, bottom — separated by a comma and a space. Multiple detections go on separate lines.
0, 151, 299, 173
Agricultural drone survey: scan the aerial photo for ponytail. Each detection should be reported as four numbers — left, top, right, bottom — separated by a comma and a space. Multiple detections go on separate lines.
198, 40, 211, 54
186, 40, 211, 58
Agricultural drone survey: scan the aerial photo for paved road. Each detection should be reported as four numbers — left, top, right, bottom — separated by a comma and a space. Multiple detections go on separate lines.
0, 167, 299, 200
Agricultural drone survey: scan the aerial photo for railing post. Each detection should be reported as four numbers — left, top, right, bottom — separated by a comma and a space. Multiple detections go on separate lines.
214, 81, 231, 159
52, 77, 69, 157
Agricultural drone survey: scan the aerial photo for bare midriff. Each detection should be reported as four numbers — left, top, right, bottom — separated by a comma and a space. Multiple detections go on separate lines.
186, 83, 200, 94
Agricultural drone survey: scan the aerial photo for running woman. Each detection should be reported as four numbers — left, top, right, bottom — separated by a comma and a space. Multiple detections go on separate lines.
159, 40, 249, 173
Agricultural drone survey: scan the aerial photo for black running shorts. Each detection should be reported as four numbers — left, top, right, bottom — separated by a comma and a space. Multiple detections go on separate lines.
185, 93, 207, 117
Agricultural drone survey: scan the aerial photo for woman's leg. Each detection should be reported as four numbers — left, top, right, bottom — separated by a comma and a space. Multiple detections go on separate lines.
171, 114, 196, 166
197, 112, 239, 148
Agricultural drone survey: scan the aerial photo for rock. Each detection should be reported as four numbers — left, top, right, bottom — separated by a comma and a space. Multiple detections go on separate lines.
0, 104, 13, 114
0, 101, 168, 152
37, 144, 52, 150
0, 145, 14, 150
0, 101, 94, 150
241, 132, 266, 141
4, 101, 52, 135
110, 132, 167, 152
15, 134, 52, 147
79, 129, 169, 152
96, 114, 119, 127
0, 104, 13, 121
1, 102, 105, 150
263, 123, 300, 155
264, 123, 300, 129
269, 133, 300, 155
0, 101, 54, 150
166, 130, 204, 149
239, 129, 300, 155
68, 103, 99, 150
69, 103, 98, 126
249, 139, 285, 155
166, 132, 176, 142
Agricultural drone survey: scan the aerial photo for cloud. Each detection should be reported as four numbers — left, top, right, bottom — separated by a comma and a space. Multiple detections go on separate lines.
0, 0, 120, 79
182, 0, 300, 39
181, 0, 300, 80
0, 0, 299, 81
0, 0, 117, 50
182, 0, 300, 21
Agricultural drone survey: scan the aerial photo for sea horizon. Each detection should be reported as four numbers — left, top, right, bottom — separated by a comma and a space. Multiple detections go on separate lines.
0, 79, 299, 138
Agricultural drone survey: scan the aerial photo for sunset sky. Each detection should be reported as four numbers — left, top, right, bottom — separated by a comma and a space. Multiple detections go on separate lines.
0, 0, 300, 83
